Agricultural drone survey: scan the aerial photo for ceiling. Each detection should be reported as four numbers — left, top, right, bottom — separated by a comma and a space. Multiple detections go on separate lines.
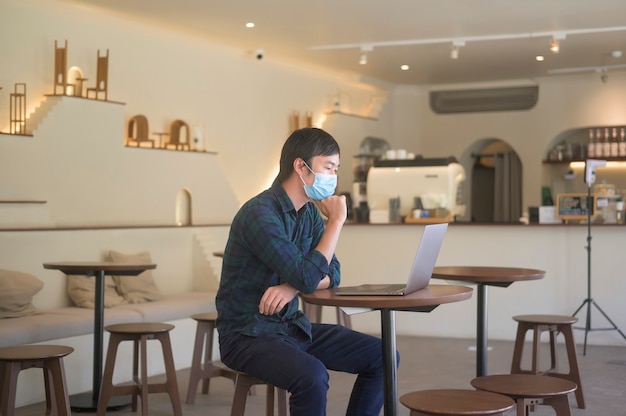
59, 0, 626, 86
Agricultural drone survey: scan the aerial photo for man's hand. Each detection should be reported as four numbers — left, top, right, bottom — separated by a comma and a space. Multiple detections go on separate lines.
259, 283, 299, 315
314, 194, 347, 224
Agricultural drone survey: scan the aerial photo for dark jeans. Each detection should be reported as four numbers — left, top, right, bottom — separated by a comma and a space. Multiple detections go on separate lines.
219, 323, 392, 416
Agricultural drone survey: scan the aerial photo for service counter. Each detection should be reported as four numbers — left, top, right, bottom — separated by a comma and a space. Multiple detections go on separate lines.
334, 222, 626, 347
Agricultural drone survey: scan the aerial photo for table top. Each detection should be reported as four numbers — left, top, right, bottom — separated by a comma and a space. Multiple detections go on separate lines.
300, 284, 472, 310
432, 266, 545, 285
43, 261, 156, 275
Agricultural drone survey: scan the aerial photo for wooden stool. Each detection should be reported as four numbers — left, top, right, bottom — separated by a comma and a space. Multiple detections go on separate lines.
230, 371, 288, 416
301, 299, 352, 328
510, 314, 585, 408
0, 345, 73, 416
471, 374, 577, 416
97, 323, 182, 416
186, 312, 238, 404
400, 389, 515, 415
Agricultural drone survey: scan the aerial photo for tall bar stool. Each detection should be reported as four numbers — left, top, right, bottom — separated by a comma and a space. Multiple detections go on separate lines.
230, 371, 288, 416
0, 345, 73, 416
472, 374, 577, 416
400, 389, 515, 415
186, 312, 238, 404
510, 314, 585, 408
97, 323, 182, 416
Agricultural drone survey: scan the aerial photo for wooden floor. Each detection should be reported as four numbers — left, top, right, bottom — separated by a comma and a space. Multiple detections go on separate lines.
14, 335, 626, 415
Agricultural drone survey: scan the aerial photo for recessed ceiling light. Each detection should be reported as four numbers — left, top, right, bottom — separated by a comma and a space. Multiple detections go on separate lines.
246, 22, 255, 28
611, 50, 623, 58
400, 64, 410, 71
536, 55, 545, 62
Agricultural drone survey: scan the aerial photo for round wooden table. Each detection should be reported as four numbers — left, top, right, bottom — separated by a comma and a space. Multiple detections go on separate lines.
43, 261, 156, 411
431, 266, 545, 377
300, 284, 473, 416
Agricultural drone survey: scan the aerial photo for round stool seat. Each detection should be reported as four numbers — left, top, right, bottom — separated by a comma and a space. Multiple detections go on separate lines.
105, 322, 174, 334
0, 345, 73, 361
513, 314, 578, 325
191, 312, 218, 322
400, 389, 515, 415
472, 374, 577, 399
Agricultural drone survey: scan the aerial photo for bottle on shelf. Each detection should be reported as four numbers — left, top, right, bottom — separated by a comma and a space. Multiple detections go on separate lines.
619, 127, 626, 158
603, 127, 612, 157
610, 127, 619, 157
587, 129, 595, 158
594, 128, 604, 157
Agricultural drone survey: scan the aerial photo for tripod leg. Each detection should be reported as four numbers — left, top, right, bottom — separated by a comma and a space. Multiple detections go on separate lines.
591, 300, 626, 340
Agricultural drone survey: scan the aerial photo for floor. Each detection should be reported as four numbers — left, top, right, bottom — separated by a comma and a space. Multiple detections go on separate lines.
14, 335, 626, 415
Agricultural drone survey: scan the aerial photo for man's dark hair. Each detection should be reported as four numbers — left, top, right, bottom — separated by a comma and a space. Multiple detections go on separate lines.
276, 127, 340, 183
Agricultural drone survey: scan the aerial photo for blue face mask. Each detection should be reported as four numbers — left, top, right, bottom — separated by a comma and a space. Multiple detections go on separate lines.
300, 161, 337, 201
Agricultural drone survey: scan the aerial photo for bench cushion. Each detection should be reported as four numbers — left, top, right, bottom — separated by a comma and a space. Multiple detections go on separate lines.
0, 269, 44, 319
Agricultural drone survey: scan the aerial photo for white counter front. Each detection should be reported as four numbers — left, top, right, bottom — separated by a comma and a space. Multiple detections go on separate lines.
334, 223, 626, 347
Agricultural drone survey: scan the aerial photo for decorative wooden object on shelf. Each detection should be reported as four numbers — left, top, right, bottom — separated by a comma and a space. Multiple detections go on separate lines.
9, 83, 27, 135
53, 40, 69, 95
126, 114, 155, 148
164, 119, 191, 150
290, 110, 314, 131
86, 49, 109, 101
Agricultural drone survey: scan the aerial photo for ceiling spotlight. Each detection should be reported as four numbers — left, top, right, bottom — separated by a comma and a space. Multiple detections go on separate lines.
549, 33, 566, 54
400, 64, 410, 71
536, 55, 545, 62
549, 39, 560, 53
359, 45, 373, 65
450, 40, 465, 60
611, 50, 623, 59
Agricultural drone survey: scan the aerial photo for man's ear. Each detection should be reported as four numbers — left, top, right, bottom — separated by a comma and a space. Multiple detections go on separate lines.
293, 158, 306, 175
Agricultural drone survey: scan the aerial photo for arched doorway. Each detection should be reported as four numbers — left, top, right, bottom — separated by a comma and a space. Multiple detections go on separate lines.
461, 139, 522, 223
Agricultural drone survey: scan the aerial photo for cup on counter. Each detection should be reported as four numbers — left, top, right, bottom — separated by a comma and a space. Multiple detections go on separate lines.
396, 149, 407, 159
385, 149, 396, 160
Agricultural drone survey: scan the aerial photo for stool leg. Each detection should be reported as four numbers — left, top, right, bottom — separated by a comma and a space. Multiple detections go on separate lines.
531, 325, 541, 374
97, 333, 123, 416
336, 308, 352, 328
265, 384, 275, 416
515, 398, 526, 416
560, 325, 585, 409
277, 388, 288, 416
231, 375, 255, 416
186, 321, 209, 404
549, 329, 558, 372
158, 333, 183, 416
139, 336, 149, 416
43, 365, 53, 416
0, 362, 5, 416
45, 358, 71, 416
511, 323, 528, 373
1, 362, 20, 416
201, 321, 214, 395
545, 395, 572, 416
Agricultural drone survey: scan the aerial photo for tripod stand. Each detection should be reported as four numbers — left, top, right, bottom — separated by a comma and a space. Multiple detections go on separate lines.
572, 177, 626, 355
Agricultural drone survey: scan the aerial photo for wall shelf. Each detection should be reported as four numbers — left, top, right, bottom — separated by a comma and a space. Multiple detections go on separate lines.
324, 111, 378, 121
0, 200, 47, 204
543, 157, 626, 164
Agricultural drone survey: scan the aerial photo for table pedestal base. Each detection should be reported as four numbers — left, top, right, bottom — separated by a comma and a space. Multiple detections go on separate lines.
70, 392, 131, 412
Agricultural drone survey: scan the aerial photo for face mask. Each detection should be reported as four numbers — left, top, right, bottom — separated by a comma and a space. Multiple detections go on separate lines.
300, 161, 337, 201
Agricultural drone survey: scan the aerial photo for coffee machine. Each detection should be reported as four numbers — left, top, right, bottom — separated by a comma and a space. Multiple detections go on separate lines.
352, 154, 375, 207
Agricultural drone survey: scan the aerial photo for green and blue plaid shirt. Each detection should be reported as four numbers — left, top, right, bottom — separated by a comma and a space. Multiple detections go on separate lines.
216, 182, 341, 340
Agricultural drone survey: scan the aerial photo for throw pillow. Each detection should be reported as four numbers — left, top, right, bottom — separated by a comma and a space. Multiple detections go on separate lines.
67, 274, 126, 308
0, 269, 44, 318
108, 250, 162, 303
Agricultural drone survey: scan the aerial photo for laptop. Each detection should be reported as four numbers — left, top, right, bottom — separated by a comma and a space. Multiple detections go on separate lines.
334, 222, 448, 296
